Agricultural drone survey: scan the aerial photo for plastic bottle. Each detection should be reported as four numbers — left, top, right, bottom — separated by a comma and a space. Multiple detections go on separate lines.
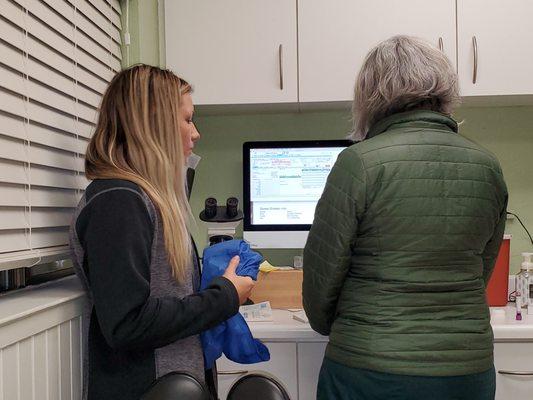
522, 253, 533, 271
518, 253, 533, 315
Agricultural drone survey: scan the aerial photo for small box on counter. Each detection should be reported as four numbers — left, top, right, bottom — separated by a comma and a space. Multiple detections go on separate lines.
250, 269, 303, 309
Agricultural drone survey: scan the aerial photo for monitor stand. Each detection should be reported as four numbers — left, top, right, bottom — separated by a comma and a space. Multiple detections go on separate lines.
243, 231, 309, 249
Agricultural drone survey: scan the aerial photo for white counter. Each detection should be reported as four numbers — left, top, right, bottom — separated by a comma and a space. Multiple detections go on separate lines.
247, 307, 533, 342
247, 309, 327, 342
2, 276, 533, 343
0, 276, 85, 330
491, 306, 533, 341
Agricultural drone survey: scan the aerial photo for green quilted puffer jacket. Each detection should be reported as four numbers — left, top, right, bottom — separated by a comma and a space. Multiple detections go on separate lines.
303, 110, 508, 376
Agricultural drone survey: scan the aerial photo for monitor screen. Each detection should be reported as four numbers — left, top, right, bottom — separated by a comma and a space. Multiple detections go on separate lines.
243, 140, 351, 234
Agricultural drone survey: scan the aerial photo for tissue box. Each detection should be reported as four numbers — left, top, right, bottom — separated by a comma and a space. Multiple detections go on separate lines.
250, 269, 303, 309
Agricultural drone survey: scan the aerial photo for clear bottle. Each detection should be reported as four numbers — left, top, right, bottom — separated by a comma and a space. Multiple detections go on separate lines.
516, 253, 533, 314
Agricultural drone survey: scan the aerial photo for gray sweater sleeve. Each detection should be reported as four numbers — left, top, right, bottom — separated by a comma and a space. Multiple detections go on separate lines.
77, 189, 239, 351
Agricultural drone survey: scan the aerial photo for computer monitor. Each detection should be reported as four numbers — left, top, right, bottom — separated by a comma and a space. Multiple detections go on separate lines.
243, 140, 352, 249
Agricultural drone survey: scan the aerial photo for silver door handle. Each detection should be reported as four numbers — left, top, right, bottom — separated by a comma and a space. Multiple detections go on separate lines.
472, 36, 478, 84
278, 44, 284, 90
438, 37, 444, 52
498, 370, 533, 376
218, 370, 249, 375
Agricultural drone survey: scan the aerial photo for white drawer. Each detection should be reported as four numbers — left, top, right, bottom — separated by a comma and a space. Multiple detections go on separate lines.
494, 342, 533, 400
216, 342, 298, 400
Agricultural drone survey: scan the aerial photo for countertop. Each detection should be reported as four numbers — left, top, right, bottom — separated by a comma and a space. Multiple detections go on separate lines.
0, 275, 85, 328
2, 276, 533, 342
490, 306, 533, 341
248, 307, 533, 342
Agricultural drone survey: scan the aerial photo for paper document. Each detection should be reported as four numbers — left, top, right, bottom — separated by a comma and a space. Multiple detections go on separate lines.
240, 301, 273, 322
292, 310, 309, 323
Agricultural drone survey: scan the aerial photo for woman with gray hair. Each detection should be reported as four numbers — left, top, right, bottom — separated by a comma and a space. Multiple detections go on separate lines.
303, 36, 508, 399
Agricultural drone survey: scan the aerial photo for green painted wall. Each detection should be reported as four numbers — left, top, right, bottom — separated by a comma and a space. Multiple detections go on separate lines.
190, 107, 533, 271
121, 0, 161, 67
122, 1, 533, 271
457, 107, 533, 271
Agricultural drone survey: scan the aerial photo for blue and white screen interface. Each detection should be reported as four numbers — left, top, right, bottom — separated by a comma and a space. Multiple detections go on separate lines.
249, 147, 346, 225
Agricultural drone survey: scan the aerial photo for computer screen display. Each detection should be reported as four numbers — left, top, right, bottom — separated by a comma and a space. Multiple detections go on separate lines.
243, 140, 351, 232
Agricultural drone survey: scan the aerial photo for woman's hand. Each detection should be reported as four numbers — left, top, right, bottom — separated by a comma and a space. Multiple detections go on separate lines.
222, 256, 255, 304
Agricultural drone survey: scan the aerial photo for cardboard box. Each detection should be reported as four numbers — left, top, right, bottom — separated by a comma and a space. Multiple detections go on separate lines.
250, 269, 303, 309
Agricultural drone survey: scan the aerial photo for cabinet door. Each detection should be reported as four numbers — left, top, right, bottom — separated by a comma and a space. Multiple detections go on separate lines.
298, 342, 327, 400
458, 0, 533, 96
216, 342, 298, 400
298, 0, 456, 102
164, 0, 297, 105
494, 342, 533, 399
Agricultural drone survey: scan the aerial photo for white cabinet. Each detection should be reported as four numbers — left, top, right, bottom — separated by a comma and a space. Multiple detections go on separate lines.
216, 342, 298, 400
297, 342, 327, 400
297, 0, 456, 102
457, 0, 533, 96
0, 277, 86, 400
216, 341, 328, 400
164, 0, 298, 105
494, 342, 533, 400
164, 1, 533, 106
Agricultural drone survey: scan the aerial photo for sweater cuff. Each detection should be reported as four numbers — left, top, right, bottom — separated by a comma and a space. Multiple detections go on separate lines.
211, 276, 240, 317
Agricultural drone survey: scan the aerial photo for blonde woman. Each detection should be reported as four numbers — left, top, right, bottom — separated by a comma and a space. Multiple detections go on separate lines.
70, 65, 254, 400
303, 36, 508, 399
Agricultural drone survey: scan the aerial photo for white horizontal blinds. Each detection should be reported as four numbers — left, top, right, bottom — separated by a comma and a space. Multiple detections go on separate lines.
0, 0, 122, 267
0, 0, 31, 255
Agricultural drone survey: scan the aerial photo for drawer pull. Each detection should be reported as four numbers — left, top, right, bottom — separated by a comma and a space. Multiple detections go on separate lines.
219, 370, 249, 375
498, 370, 533, 376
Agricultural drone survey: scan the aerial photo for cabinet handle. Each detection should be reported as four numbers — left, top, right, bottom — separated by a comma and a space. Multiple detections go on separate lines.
472, 36, 478, 84
438, 37, 444, 52
498, 370, 533, 376
278, 44, 284, 91
219, 370, 249, 375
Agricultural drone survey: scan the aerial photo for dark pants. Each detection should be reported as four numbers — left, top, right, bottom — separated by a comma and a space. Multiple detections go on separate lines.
317, 358, 496, 400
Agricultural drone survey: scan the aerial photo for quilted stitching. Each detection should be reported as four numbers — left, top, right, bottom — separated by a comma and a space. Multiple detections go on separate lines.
303, 110, 508, 377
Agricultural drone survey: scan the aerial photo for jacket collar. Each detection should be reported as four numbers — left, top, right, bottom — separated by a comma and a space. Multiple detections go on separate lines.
366, 110, 458, 139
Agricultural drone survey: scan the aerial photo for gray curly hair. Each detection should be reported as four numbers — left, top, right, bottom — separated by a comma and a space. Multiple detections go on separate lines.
351, 35, 460, 141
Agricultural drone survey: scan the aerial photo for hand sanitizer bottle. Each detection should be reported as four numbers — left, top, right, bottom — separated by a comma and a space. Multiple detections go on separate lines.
517, 253, 533, 315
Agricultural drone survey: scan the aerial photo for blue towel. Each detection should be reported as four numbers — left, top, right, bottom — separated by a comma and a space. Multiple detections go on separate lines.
200, 240, 270, 369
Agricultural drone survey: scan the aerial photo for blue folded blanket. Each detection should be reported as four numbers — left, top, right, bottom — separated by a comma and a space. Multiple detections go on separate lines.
201, 240, 270, 369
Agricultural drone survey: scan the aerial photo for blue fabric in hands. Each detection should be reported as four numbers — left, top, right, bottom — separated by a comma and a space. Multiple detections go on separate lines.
200, 240, 270, 369
201, 239, 263, 283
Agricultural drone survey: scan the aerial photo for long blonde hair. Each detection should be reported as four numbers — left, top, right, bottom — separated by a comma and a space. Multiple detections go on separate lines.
351, 35, 460, 141
86, 64, 192, 281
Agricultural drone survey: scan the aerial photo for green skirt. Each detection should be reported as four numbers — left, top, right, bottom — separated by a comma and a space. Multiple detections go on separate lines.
317, 358, 495, 400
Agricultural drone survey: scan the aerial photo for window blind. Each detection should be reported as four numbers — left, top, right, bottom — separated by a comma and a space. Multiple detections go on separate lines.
0, 0, 122, 270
